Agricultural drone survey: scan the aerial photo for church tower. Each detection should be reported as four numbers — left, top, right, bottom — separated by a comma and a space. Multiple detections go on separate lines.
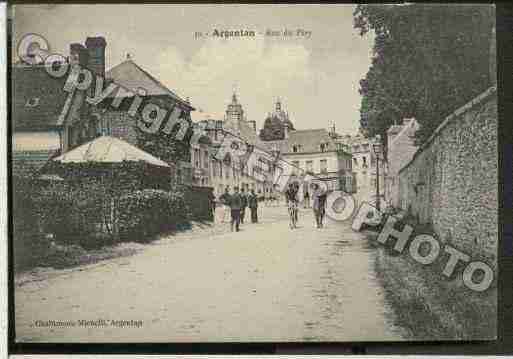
225, 92, 245, 133
259, 97, 295, 141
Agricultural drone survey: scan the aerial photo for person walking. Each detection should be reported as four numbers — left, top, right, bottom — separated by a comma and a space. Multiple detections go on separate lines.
219, 186, 231, 223
285, 182, 300, 228
210, 193, 216, 221
303, 190, 310, 208
248, 188, 259, 223
240, 187, 248, 224
311, 182, 327, 228
229, 186, 243, 232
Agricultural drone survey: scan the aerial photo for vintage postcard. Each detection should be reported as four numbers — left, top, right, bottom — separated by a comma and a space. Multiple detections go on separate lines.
10, 4, 497, 343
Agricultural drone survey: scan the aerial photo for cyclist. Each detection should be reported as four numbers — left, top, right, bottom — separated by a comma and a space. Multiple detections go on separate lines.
285, 182, 300, 229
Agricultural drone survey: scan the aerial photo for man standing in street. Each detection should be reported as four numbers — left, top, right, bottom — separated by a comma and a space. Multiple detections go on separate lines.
240, 187, 248, 225
311, 182, 327, 228
229, 186, 243, 232
219, 186, 231, 223
248, 188, 259, 223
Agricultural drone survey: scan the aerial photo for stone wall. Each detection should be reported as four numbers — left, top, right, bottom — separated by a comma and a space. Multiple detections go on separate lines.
398, 87, 498, 261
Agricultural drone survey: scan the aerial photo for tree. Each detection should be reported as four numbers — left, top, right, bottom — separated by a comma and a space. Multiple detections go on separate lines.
354, 4, 495, 145
135, 109, 193, 166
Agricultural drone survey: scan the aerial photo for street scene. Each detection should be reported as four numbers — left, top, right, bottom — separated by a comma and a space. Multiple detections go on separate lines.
11, 4, 497, 343
15, 206, 405, 342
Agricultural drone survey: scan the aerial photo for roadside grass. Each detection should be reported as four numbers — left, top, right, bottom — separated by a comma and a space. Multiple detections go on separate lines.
365, 223, 497, 340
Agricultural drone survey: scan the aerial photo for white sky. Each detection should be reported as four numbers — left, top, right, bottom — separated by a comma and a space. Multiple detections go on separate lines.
12, 4, 374, 135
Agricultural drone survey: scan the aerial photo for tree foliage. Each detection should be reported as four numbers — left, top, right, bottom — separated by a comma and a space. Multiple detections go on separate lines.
354, 4, 495, 145
135, 109, 193, 166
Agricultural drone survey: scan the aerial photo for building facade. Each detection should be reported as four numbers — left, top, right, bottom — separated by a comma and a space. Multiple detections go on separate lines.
192, 93, 269, 197
259, 100, 353, 197
99, 51, 195, 184
12, 38, 107, 178
385, 118, 419, 208
335, 132, 385, 205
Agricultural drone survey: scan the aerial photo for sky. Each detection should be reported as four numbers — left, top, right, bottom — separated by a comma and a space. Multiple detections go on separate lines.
12, 4, 374, 135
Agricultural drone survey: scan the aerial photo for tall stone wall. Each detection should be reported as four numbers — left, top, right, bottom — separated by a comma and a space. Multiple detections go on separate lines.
398, 87, 498, 261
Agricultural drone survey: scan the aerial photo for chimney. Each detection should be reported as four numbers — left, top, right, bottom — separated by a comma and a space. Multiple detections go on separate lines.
69, 43, 88, 67
85, 36, 107, 77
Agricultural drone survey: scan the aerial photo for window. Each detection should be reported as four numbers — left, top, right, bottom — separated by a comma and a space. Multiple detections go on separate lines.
362, 156, 367, 167
320, 143, 327, 152
219, 161, 223, 178
203, 150, 209, 169
306, 160, 313, 173
101, 118, 112, 136
292, 144, 302, 153
320, 159, 328, 173
194, 148, 200, 168
353, 158, 358, 167
211, 160, 217, 177
292, 160, 300, 174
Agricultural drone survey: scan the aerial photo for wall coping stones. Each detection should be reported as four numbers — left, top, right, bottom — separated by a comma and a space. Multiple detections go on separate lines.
399, 85, 497, 175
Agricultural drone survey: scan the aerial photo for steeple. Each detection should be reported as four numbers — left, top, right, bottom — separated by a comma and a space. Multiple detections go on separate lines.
276, 97, 282, 111
225, 90, 244, 133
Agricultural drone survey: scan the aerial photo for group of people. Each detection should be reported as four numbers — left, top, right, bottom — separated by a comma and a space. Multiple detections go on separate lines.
212, 181, 328, 232
216, 186, 259, 232
285, 182, 327, 229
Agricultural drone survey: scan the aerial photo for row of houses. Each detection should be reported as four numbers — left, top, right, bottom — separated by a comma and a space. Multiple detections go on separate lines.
12, 34, 359, 205
12, 36, 195, 183
190, 94, 355, 199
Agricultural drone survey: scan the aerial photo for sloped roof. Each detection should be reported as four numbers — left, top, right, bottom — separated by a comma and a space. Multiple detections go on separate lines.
12, 65, 71, 131
53, 135, 170, 167
263, 129, 337, 154
390, 118, 419, 148
106, 59, 193, 109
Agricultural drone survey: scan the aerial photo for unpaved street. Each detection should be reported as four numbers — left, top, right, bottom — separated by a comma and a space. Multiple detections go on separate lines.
15, 206, 404, 342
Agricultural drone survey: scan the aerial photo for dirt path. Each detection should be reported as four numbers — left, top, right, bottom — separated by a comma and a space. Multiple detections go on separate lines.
15, 206, 404, 342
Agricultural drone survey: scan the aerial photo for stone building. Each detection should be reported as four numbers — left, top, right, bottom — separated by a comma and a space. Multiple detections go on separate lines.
98, 51, 195, 183
258, 100, 353, 196
191, 93, 268, 197
335, 132, 385, 204
259, 99, 295, 141
12, 38, 105, 178
384, 118, 419, 208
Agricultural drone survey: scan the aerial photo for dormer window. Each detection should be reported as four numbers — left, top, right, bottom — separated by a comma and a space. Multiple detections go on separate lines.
25, 97, 40, 107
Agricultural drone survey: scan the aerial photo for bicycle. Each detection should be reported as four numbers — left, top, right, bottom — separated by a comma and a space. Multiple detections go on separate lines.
288, 200, 299, 229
